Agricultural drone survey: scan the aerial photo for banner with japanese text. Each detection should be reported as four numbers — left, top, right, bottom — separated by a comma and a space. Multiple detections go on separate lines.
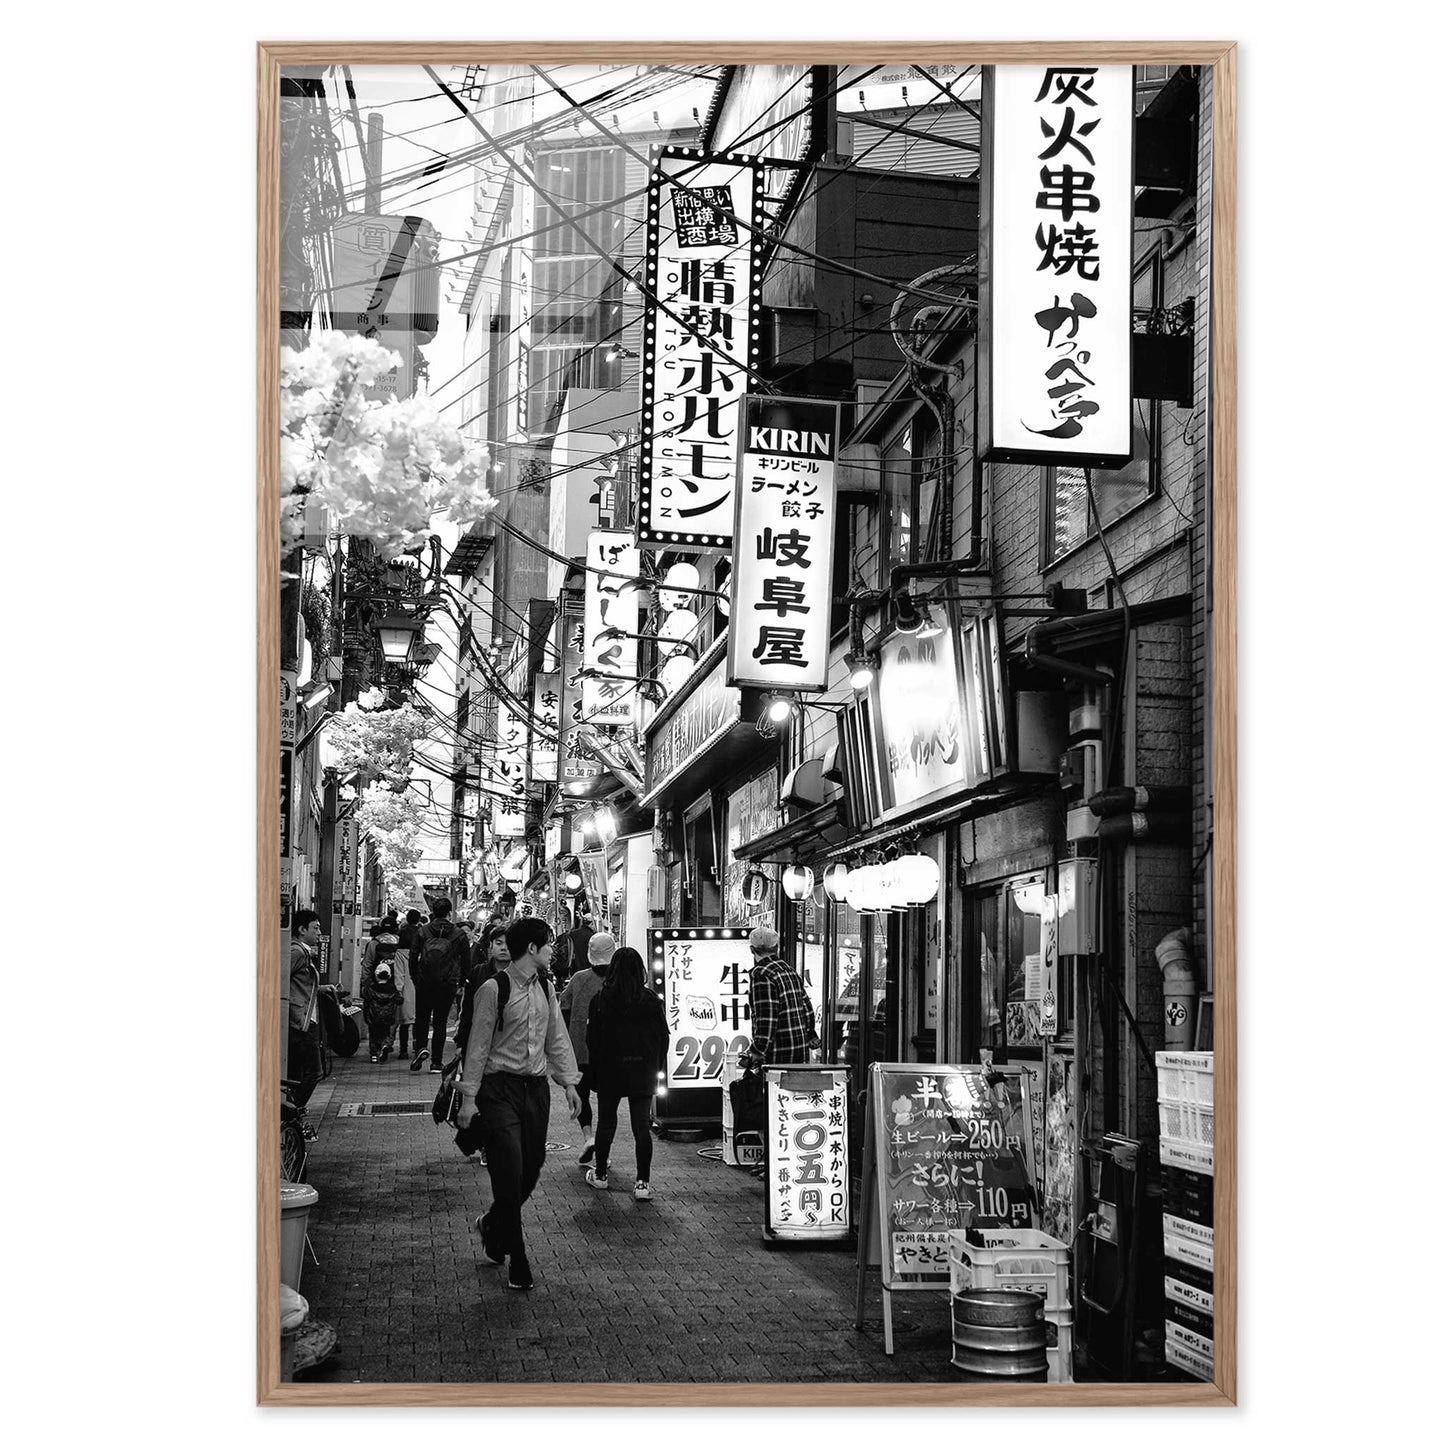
637, 148, 764, 549
727, 395, 839, 691
491, 697, 528, 839
981, 65, 1134, 466
559, 595, 603, 787
530, 670, 560, 784
582, 530, 640, 726
765, 1067, 851, 1241
331, 817, 357, 917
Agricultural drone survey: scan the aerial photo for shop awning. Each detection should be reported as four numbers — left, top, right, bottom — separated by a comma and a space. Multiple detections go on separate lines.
732, 799, 848, 865
1022, 594, 1190, 659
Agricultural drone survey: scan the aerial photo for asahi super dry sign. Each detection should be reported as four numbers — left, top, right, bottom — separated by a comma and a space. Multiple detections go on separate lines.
637, 148, 764, 549
981, 65, 1134, 467
727, 396, 839, 692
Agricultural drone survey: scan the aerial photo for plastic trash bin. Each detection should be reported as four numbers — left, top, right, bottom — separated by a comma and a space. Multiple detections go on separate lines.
280, 1182, 318, 1292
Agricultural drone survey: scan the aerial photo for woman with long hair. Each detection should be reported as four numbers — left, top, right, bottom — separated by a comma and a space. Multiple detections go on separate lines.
583, 946, 669, 1200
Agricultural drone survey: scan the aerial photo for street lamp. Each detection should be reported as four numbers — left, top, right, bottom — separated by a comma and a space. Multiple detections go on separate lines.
374, 610, 423, 664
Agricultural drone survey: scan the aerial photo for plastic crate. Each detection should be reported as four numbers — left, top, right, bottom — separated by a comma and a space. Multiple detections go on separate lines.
949, 1229, 1072, 1315
1156, 1051, 1214, 1106
1045, 1306, 1074, 1383
1158, 1096, 1214, 1147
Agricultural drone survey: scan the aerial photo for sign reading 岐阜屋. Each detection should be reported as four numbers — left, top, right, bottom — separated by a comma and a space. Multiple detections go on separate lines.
980, 65, 1134, 467
637, 148, 764, 550
727, 396, 839, 693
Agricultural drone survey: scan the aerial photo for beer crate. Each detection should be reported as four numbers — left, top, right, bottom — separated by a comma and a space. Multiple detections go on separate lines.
1162, 1164, 1214, 1226
949, 1228, 1072, 1315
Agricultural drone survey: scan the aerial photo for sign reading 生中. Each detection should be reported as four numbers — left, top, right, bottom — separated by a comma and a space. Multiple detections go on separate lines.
980, 65, 1134, 467
649, 928, 754, 1093
582, 530, 639, 727
727, 396, 839, 692
637, 148, 764, 549
765, 1067, 851, 1242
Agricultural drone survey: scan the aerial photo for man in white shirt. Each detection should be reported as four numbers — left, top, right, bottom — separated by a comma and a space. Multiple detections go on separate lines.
456, 915, 580, 1291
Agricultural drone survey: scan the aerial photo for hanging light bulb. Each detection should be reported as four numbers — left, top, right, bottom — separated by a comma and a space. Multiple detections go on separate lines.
846, 651, 875, 690
823, 862, 850, 901
781, 863, 815, 901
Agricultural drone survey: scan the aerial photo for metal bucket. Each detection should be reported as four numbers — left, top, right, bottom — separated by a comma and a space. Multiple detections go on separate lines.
950, 1289, 1049, 1381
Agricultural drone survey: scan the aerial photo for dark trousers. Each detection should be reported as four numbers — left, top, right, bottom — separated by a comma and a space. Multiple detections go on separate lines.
594, 1093, 654, 1181
479, 1073, 551, 1254
576, 1064, 595, 1130
287, 1025, 321, 1107
414, 979, 455, 1063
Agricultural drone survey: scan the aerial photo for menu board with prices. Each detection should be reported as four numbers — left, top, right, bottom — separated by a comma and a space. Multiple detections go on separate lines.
855, 1062, 1037, 1355
763, 1067, 851, 1243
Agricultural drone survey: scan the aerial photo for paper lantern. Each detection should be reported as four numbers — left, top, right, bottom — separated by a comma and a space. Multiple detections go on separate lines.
781, 864, 815, 901
823, 862, 850, 901
898, 852, 941, 904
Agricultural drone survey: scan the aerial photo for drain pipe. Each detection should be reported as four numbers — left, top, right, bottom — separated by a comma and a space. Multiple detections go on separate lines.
1024, 623, 1116, 686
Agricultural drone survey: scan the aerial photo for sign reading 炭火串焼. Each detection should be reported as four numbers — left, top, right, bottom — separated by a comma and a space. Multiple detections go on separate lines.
726, 396, 839, 692
582, 530, 639, 726
637, 148, 764, 550
980, 65, 1134, 467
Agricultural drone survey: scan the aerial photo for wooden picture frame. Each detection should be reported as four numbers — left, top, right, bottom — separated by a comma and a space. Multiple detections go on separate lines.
259, 40, 1236, 1406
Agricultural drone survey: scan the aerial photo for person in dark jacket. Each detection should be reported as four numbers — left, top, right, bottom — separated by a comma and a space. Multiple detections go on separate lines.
360, 941, 404, 1062
408, 899, 471, 1073
584, 946, 670, 1200
552, 908, 595, 990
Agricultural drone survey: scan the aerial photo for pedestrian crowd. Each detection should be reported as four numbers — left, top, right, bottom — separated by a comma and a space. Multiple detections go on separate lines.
288, 904, 818, 1295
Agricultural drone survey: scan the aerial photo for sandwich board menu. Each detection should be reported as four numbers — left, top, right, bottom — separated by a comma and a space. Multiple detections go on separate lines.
855, 1062, 1037, 1355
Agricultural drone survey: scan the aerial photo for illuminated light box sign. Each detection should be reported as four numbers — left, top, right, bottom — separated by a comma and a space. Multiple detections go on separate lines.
530, 670, 560, 784
582, 530, 640, 726
491, 697, 528, 839
649, 928, 754, 1095
726, 395, 840, 693
980, 65, 1135, 467
764, 1067, 851, 1243
559, 596, 602, 785
637, 148, 764, 549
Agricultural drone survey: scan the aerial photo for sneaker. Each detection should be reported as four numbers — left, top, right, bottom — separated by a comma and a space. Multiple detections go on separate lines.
577, 1144, 595, 1167
430, 1066, 443, 1074
369, 1054, 379, 1063
586, 1167, 610, 1190
633, 1180, 653, 1201
379, 1043, 392, 1062
409, 1048, 430, 1073
507, 1250, 534, 1291
474, 1213, 505, 1266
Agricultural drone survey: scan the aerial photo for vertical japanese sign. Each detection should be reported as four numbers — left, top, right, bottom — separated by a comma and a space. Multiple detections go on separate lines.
492, 697, 527, 839
727, 396, 839, 691
331, 817, 357, 917
559, 596, 603, 787
765, 1068, 851, 1241
980, 65, 1134, 466
280, 670, 296, 925
649, 929, 754, 1092
1040, 893, 1060, 1038
583, 530, 639, 726
530, 670, 560, 784
637, 148, 764, 549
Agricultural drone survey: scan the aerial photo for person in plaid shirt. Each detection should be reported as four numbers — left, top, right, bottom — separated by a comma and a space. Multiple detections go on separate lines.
742, 926, 820, 1066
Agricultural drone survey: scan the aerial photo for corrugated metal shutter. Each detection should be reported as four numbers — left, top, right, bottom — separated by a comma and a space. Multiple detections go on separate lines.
846, 106, 980, 179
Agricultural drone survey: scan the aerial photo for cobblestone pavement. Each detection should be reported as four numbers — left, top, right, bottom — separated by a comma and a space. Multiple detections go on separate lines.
294, 1049, 962, 1385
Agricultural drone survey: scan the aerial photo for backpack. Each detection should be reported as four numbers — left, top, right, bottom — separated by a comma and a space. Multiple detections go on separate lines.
455, 968, 552, 1060
417, 926, 457, 985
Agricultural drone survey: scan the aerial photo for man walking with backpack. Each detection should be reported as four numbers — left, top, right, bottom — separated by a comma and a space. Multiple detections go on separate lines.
455, 916, 580, 1291
409, 899, 470, 1074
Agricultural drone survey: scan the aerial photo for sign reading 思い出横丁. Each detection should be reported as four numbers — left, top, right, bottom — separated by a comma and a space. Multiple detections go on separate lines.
650, 929, 755, 1092
980, 65, 1134, 467
765, 1067, 851, 1242
582, 530, 639, 726
637, 148, 764, 550
727, 396, 839, 692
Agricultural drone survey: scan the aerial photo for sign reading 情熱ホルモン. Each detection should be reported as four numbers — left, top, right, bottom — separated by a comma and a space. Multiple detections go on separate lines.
981, 65, 1134, 467
638, 149, 764, 549
727, 396, 839, 692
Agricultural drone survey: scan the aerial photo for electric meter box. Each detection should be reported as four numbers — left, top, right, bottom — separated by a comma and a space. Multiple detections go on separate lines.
1057, 857, 1098, 954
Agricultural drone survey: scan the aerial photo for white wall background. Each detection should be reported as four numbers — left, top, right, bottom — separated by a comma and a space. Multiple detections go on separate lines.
6, 2, 1435, 1439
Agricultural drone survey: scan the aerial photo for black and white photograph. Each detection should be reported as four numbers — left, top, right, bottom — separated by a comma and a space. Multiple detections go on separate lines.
263, 46, 1235, 1402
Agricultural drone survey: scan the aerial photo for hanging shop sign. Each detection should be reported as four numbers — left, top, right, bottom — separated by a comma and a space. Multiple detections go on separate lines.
583, 530, 640, 726
873, 609, 1009, 817
331, 817, 357, 917
644, 648, 743, 802
726, 395, 840, 692
492, 698, 528, 840
764, 1067, 851, 1243
980, 64, 1134, 467
530, 670, 560, 784
637, 148, 765, 550
559, 596, 603, 787
648, 928, 755, 1093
